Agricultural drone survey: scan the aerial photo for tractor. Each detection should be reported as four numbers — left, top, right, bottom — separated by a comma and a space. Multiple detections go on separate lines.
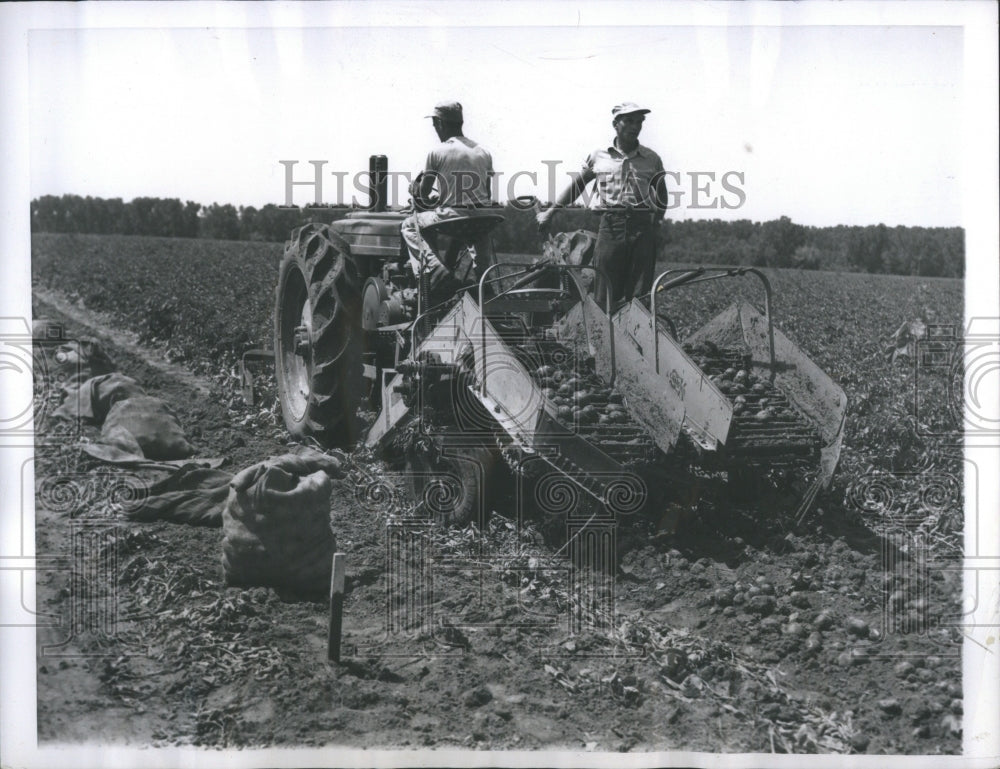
272, 156, 848, 530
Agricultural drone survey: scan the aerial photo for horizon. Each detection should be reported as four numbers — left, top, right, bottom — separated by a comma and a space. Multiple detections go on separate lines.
28, 191, 969, 232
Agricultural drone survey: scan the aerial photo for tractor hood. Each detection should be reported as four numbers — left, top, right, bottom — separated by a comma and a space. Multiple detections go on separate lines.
330, 212, 407, 258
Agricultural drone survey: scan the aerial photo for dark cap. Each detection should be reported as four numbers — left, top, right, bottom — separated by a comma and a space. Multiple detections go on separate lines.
611, 102, 651, 119
426, 100, 464, 122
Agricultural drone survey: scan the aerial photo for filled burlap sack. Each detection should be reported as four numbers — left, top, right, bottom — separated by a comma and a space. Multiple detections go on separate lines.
221, 450, 344, 594
100, 395, 194, 460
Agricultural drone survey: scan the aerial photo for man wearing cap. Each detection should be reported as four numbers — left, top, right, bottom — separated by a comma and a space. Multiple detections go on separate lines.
401, 100, 494, 291
537, 102, 668, 306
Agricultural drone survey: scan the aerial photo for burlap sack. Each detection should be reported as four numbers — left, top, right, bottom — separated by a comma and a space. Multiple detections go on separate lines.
127, 465, 233, 526
52, 373, 146, 424
101, 395, 194, 460
543, 230, 598, 291
544, 229, 597, 268
221, 451, 344, 594
52, 339, 116, 385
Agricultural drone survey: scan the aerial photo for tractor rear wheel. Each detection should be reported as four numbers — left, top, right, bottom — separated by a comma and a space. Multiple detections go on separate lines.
274, 224, 363, 448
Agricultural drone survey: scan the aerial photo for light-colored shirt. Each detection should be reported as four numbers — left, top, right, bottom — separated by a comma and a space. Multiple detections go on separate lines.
425, 136, 494, 207
581, 142, 665, 210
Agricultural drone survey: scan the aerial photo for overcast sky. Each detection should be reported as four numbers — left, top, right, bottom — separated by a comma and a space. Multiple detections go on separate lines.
27, 18, 965, 227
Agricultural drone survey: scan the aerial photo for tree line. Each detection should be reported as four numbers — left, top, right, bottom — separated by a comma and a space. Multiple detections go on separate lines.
31, 195, 317, 242
31, 194, 963, 277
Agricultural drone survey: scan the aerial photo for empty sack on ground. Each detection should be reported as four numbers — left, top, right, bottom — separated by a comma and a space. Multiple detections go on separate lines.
101, 395, 194, 460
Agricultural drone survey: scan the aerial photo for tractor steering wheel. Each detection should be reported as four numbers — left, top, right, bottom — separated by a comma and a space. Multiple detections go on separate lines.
410, 172, 440, 211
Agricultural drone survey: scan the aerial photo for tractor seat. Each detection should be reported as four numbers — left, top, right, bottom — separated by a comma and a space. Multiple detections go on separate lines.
420, 213, 505, 244
420, 213, 505, 272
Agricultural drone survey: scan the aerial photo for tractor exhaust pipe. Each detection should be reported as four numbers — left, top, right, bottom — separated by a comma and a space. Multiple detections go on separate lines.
369, 155, 388, 212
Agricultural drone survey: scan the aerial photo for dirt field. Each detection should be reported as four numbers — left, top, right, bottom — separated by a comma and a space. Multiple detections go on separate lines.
30, 290, 963, 756
27, 230, 968, 755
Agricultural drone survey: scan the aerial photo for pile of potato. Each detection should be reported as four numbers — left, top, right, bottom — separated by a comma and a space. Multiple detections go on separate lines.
682, 342, 820, 452
684, 342, 794, 423
512, 337, 657, 464
534, 364, 630, 426
711, 368, 799, 423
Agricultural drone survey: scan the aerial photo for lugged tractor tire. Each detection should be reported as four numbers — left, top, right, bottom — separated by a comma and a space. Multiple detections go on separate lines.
274, 223, 363, 448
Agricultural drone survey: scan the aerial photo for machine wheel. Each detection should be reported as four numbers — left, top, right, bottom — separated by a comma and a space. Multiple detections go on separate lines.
404, 441, 501, 526
274, 224, 363, 448
361, 277, 393, 409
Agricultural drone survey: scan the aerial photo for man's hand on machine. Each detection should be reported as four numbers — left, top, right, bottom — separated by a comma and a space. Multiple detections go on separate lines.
535, 204, 556, 235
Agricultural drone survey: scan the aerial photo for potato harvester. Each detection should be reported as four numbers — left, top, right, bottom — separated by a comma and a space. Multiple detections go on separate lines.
271, 158, 847, 526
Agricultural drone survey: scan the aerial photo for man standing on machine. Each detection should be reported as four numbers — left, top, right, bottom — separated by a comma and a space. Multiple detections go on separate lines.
536, 102, 668, 307
401, 100, 495, 297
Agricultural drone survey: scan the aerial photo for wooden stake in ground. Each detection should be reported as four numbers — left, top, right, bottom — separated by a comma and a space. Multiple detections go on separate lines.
328, 552, 346, 663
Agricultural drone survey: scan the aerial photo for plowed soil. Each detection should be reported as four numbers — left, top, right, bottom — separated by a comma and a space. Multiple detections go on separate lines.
32, 292, 963, 756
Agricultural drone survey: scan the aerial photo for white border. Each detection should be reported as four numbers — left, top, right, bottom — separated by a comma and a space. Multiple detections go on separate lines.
2, 2, 997, 768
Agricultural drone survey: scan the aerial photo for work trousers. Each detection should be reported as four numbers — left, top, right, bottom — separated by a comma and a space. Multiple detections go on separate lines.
400, 207, 495, 307
400, 207, 459, 276
592, 211, 658, 307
